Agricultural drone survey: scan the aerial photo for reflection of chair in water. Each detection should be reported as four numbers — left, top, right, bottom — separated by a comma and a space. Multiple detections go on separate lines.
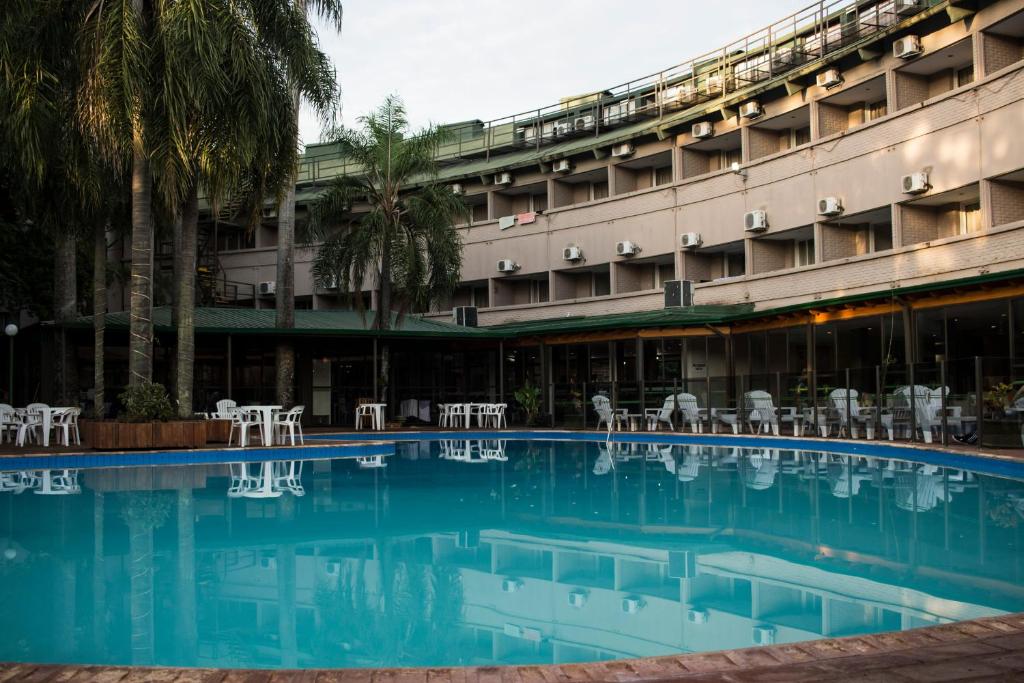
0, 471, 32, 493
593, 448, 613, 475
273, 461, 305, 496
31, 469, 80, 495
356, 454, 388, 469
895, 469, 950, 511
825, 455, 872, 498
645, 443, 676, 473
676, 447, 702, 482
228, 463, 259, 498
741, 450, 779, 490
480, 440, 508, 461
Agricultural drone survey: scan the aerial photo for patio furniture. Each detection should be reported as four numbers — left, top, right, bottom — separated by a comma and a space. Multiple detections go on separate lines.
482, 403, 507, 428
819, 389, 876, 439
274, 406, 305, 445
0, 404, 17, 443
644, 396, 675, 431
355, 399, 386, 431
213, 399, 238, 419
229, 409, 263, 447
242, 405, 282, 446
674, 393, 704, 433
710, 407, 740, 434
51, 407, 81, 447
592, 395, 626, 431
881, 386, 937, 443
743, 391, 780, 436
15, 406, 45, 447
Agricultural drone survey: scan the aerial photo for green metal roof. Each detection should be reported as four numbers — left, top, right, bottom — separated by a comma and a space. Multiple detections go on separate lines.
70, 307, 497, 339
487, 304, 753, 337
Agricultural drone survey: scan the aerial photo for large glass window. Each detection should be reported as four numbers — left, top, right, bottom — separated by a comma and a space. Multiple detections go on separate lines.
946, 300, 1010, 360
834, 317, 883, 370
915, 308, 946, 363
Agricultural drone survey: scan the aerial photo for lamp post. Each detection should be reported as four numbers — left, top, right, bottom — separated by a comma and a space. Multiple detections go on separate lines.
4, 323, 17, 404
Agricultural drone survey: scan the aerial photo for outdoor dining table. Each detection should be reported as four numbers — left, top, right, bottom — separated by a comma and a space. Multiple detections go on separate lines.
17, 406, 73, 447
355, 403, 387, 431
242, 405, 282, 446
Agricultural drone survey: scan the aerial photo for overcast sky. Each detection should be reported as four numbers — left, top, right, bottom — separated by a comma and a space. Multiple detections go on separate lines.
299, 0, 808, 147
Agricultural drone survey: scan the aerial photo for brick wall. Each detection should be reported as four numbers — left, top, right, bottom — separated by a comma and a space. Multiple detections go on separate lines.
817, 102, 849, 137
899, 205, 940, 245
750, 239, 790, 274
748, 128, 779, 161
821, 224, 861, 261
990, 180, 1024, 225
983, 33, 1023, 75
681, 251, 715, 282
682, 149, 710, 179
895, 72, 930, 109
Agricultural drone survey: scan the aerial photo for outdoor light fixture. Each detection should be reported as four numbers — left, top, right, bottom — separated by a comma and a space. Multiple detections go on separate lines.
4, 323, 16, 404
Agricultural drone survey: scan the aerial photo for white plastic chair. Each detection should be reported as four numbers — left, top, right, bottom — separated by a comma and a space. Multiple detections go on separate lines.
822, 389, 876, 439
592, 395, 624, 431
674, 393, 704, 433
16, 406, 45, 447
644, 397, 675, 432
446, 403, 469, 429
214, 399, 238, 419
229, 409, 262, 447
882, 386, 936, 443
274, 406, 305, 445
52, 407, 81, 447
743, 391, 780, 436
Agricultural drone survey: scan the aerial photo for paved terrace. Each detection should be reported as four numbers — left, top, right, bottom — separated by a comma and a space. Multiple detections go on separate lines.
2, 430, 1023, 682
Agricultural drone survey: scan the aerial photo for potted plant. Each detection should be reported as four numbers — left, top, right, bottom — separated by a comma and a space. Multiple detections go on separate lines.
84, 382, 208, 450
513, 382, 542, 427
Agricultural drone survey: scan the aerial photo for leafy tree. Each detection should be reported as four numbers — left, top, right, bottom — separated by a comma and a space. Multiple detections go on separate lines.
310, 96, 466, 400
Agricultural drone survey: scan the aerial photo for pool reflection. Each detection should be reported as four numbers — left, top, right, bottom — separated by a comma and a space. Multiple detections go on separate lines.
0, 441, 1021, 670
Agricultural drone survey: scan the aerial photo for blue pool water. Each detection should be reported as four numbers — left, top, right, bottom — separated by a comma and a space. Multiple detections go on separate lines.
1, 437, 1023, 670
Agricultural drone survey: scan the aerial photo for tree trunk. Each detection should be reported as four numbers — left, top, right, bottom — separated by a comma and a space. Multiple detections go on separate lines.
275, 68, 301, 408
93, 223, 106, 418
128, 145, 154, 387
176, 489, 197, 663
175, 185, 199, 417
127, 516, 154, 664
92, 492, 106, 653
53, 230, 77, 405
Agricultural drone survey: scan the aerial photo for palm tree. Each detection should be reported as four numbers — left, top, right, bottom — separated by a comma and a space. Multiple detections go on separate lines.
276, 0, 345, 408
309, 96, 466, 400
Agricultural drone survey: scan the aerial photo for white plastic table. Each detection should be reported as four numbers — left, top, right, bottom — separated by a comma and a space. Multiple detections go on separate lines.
242, 405, 282, 446
356, 403, 387, 430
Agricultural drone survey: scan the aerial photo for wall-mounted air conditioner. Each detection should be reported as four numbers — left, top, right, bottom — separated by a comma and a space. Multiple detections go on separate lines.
494, 171, 513, 186
324, 561, 340, 576
562, 245, 584, 262
259, 556, 276, 570
894, 0, 922, 16
816, 68, 843, 89
744, 210, 768, 232
680, 232, 702, 249
574, 115, 595, 131
692, 121, 714, 139
496, 259, 520, 273
567, 590, 588, 608
902, 171, 930, 194
739, 101, 763, 120
501, 578, 523, 594
610, 142, 635, 158
616, 240, 641, 256
753, 625, 776, 645
258, 281, 276, 296
450, 183, 464, 195
818, 196, 843, 217
552, 159, 572, 174
320, 274, 339, 290
452, 306, 478, 327
554, 120, 573, 137
621, 597, 645, 614
686, 609, 709, 624
894, 35, 922, 59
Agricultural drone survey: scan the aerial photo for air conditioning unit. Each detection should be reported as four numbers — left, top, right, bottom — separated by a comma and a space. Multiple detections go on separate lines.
902, 171, 930, 194
501, 578, 523, 594
664, 280, 694, 308
894, 35, 922, 59
562, 245, 584, 262
324, 561, 340, 576
816, 68, 843, 89
452, 306, 478, 327
450, 183, 464, 195
739, 101, 763, 120
706, 74, 725, 93
567, 589, 588, 608
493, 171, 513, 186
744, 210, 768, 232
692, 121, 714, 139
621, 597, 645, 614
259, 556, 276, 570
496, 259, 520, 273
818, 196, 843, 217
554, 120, 573, 137
258, 281, 276, 296
574, 115, 595, 131
894, 0, 921, 16
753, 625, 776, 645
610, 142, 635, 158
680, 232, 703, 249
686, 608, 709, 625
552, 159, 573, 174
616, 240, 641, 256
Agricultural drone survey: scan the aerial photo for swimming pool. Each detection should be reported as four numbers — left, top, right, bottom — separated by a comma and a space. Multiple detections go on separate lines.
0, 436, 1022, 670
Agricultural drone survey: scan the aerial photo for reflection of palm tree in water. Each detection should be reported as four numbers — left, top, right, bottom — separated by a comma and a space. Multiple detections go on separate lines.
313, 551, 466, 667
119, 492, 171, 665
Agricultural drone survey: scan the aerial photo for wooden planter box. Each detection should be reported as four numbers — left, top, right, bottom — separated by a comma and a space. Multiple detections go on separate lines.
205, 418, 232, 443
83, 420, 208, 450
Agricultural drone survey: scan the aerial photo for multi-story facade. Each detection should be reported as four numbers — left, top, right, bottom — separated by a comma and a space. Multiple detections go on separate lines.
83, 0, 1024, 439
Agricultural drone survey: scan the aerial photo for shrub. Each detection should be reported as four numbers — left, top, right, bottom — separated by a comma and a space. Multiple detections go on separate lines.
513, 382, 542, 426
118, 382, 175, 422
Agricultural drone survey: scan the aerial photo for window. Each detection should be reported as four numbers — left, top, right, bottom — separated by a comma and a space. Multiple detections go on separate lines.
866, 100, 887, 121
955, 65, 975, 88
592, 182, 609, 201
794, 126, 812, 147
654, 165, 673, 186
725, 252, 745, 277
471, 204, 488, 222
960, 202, 981, 234
593, 271, 611, 296
870, 223, 893, 252
795, 238, 815, 266
723, 148, 742, 168
657, 263, 675, 286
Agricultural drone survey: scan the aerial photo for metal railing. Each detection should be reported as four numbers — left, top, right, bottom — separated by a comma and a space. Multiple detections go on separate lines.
298, 0, 930, 182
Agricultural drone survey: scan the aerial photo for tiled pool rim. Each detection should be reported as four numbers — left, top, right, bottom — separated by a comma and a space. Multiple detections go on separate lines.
3, 431, 1024, 682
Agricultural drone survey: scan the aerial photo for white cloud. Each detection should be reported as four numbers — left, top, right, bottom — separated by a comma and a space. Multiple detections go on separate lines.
300, 0, 809, 146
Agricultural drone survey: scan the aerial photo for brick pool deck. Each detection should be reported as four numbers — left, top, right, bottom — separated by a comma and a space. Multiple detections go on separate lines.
2, 430, 1024, 682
